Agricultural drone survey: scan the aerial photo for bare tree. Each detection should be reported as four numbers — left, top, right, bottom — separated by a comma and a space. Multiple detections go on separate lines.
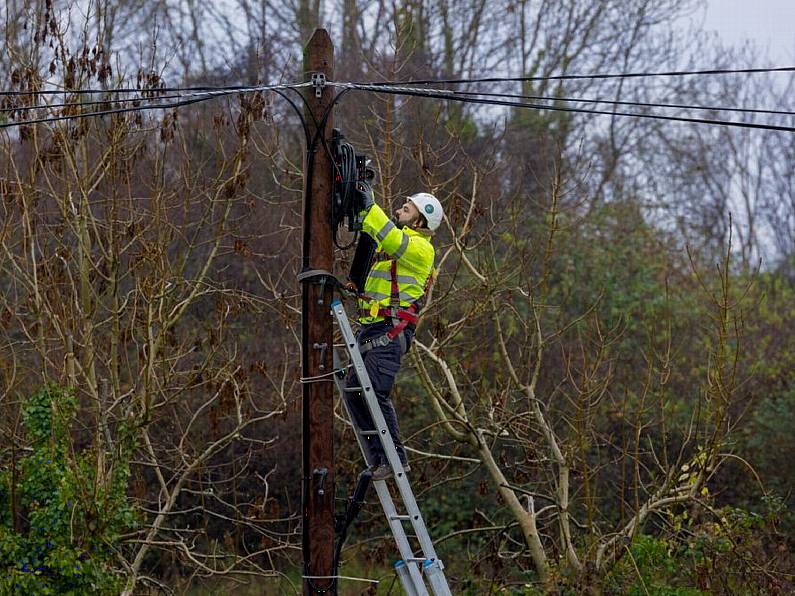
1, 13, 308, 591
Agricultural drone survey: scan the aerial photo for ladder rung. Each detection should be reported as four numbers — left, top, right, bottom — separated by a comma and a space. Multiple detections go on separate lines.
345, 386, 372, 393
390, 515, 411, 521
359, 430, 379, 436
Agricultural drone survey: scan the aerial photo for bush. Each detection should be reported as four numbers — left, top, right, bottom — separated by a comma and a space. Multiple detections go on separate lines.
0, 385, 135, 595
605, 498, 791, 596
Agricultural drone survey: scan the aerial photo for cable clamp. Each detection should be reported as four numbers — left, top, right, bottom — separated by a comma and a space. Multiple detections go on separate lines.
297, 268, 343, 304
311, 73, 327, 98
297, 268, 336, 283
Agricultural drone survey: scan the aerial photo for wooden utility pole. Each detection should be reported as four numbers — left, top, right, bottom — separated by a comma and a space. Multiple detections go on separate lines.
301, 29, 336, 595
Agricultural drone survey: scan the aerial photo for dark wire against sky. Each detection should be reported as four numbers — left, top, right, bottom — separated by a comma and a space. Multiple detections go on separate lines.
1, 66, 795, 132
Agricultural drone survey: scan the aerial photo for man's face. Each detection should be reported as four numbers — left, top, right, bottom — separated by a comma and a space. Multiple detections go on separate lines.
394, 200, 422, 229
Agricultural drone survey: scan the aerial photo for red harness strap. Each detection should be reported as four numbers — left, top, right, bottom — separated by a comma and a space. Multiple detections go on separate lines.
389, 260, 400, 307
383, 259, 437, 341
369, 307, 418, 322
361, 252, 437, 346
384, 259, 406, 339
383, 305, 417, 340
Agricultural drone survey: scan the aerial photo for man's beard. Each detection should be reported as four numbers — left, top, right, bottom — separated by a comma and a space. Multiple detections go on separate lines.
394, 216, 418, 230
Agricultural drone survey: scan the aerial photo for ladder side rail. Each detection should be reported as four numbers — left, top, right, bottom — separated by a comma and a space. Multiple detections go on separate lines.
332, 301, 452, 595
332, 302, 410, 480
391, 468, 443, 567
333, 347, 429, 595
395, 560, 423, 596
332, 349, 373, 465
424, 560, 454, 596
332, 302, 442, 563
373, 481, 430, 595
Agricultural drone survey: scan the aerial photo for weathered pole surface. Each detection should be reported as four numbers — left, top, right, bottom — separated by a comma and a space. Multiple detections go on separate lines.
301, 29, 335, 595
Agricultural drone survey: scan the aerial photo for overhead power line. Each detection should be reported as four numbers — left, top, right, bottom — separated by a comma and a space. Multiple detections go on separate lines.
361, 66, 795, 86
0, 82, 306, 97
2, 91, 192, 115
441, 89, 795, 118
2, 76, 793, 133
0, 83, 309, 130
6, 82, 791, 123
330, 82, 795, 133
0, 94, 213, 129
4, 65, 792, 100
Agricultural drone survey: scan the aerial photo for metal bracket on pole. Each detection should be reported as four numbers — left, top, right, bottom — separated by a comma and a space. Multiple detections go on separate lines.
313, 343, 328, 370
311, 72, 327, 98
313, 467, 328, 496
297, 269, 341, 305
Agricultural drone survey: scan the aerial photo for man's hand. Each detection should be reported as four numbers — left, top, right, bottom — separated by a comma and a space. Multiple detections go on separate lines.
355, 180, 374, 215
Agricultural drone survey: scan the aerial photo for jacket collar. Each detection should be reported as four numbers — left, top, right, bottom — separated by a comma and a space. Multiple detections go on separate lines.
404, 226, 432, 239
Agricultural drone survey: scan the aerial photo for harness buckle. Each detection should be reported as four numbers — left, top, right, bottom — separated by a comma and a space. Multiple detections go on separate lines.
359, 330, 410, 355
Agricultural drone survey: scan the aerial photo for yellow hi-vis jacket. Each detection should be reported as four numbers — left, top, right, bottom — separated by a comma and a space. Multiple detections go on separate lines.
358, 203, 435, 325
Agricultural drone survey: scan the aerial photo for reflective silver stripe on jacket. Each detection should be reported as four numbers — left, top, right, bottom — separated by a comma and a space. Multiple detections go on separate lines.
362, 291, 418, 303
376, 220, 396, 242
393, 235, 410, 258
367, 269, 421, 286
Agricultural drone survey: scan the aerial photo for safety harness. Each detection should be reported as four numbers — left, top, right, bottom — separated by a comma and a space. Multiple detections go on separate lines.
359, 254, 435, 355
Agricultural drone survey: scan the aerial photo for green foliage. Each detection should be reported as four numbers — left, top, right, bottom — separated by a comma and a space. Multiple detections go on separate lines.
444, 108, 479, 144
682, 500, 789, 595
552, 200, 680, 332
744, 388, 795, 528
0, 385, 135, 595
606, 497, 788, 596
730, 272, 795, 529
746, 388, 795, 503
508, 86, 572, 142
606, 534, 708, 596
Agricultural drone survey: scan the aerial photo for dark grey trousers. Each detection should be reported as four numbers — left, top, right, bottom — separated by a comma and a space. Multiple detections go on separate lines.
344, 321, 414, 467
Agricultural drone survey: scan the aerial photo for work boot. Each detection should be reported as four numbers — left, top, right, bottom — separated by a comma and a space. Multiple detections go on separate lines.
370, 463, 410, 481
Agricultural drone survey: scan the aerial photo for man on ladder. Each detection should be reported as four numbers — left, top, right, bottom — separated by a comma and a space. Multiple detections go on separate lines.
345, 183, 443, 481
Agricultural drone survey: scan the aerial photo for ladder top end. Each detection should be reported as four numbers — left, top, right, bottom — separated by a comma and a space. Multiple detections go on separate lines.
330, 299, 342, 307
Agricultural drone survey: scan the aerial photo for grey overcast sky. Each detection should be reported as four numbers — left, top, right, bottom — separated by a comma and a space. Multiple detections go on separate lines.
701, 0, 795, 61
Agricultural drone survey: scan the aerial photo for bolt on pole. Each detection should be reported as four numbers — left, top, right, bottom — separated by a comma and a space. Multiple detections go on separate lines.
301, 28, 336, 595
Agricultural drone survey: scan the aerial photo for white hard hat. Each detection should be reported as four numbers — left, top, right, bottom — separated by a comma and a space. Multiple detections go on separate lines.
407, 192, 444, 231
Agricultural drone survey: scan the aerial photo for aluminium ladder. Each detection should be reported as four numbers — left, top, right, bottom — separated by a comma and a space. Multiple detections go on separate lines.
330, 299, 453, 596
